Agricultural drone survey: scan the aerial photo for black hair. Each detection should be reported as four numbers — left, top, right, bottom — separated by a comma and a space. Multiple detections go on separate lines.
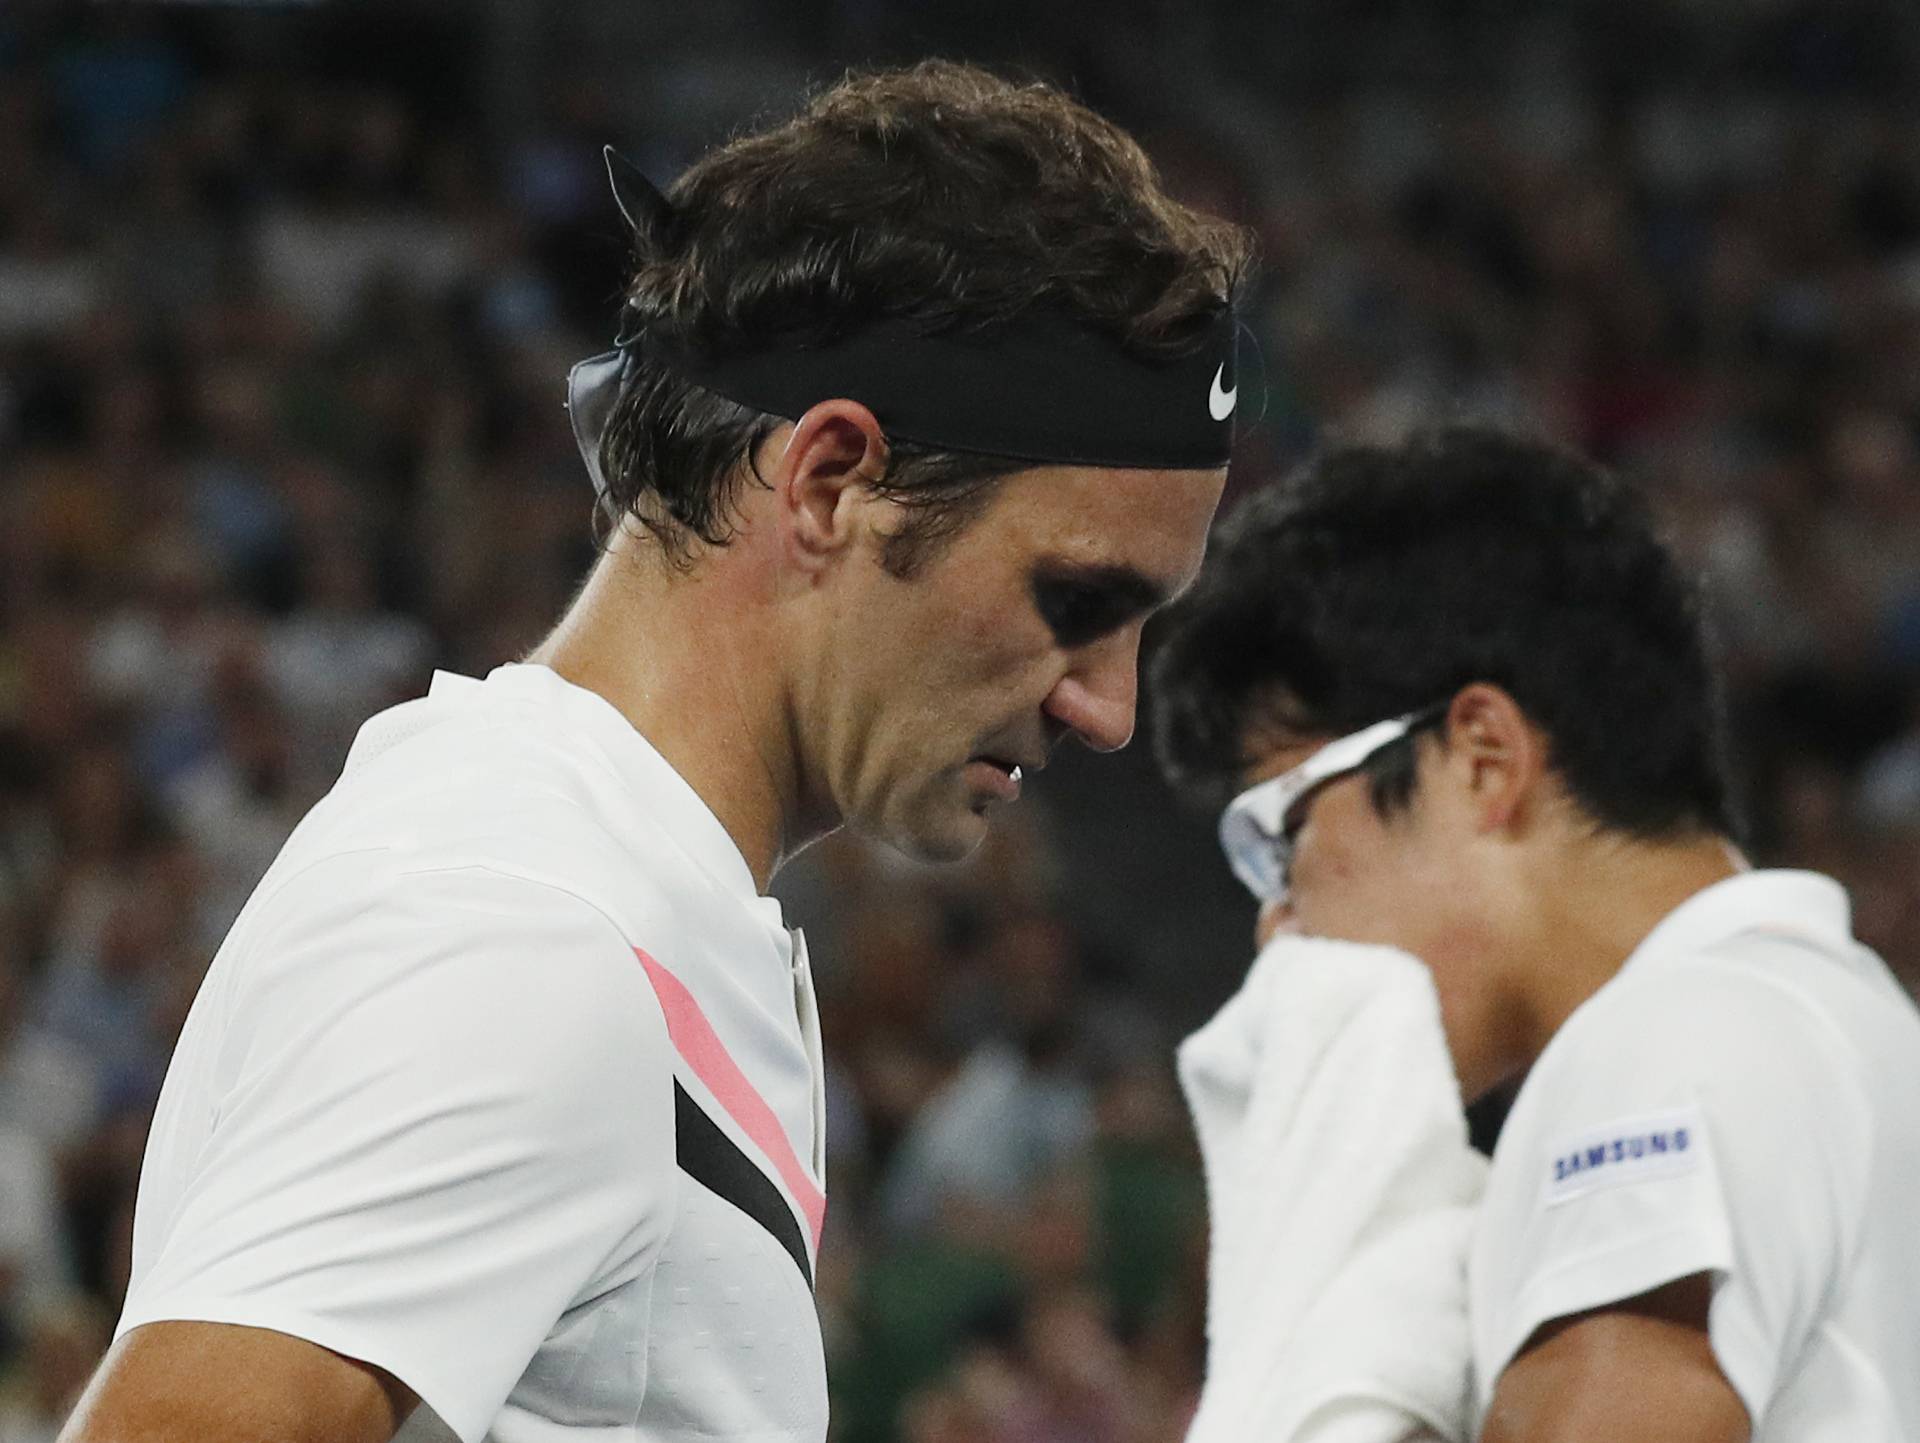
1151, 426, 1740, 841
597, 60, 1251, 575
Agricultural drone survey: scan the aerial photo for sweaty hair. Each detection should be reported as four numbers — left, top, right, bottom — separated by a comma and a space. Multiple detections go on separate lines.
597, 60, 1251, 574
1150, 426, 1739, 840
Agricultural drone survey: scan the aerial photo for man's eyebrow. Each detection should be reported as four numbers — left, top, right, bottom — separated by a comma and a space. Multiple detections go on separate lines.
1034, 560, 1169, 614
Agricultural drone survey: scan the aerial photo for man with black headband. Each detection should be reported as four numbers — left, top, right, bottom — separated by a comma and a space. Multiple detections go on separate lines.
1154, 428, 1920, 1442
65, 62, 1249, 1443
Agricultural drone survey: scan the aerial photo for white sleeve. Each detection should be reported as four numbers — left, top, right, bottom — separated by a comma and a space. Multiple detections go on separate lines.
1476, 962, 1869, 1428
117, 863, 679, 1443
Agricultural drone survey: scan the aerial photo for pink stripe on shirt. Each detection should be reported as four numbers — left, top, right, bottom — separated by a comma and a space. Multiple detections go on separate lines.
634, 947, 826, 1251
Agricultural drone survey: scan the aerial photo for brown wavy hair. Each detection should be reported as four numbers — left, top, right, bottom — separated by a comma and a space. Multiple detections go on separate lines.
597, 60, 1252, 574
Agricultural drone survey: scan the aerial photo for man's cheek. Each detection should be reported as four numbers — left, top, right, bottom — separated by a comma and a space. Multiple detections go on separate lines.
1292, 886, 1382, 948
1290, 846, 1367, 935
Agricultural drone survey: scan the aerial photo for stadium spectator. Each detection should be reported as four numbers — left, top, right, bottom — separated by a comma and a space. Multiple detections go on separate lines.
2, 3, 1918, 1436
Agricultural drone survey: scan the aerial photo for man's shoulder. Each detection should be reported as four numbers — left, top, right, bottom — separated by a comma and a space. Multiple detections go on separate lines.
1519, 945, 1825, 1117
1549, 916, 1914, 1084
274, 692, 691, 929
333, 685, 625, 832
1496, 919, 1909, 1190
192, 843, 676, 1132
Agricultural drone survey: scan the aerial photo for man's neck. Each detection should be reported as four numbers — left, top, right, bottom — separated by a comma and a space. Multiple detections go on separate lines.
1510, 831, 1746, 1077
526, 532, 800, 892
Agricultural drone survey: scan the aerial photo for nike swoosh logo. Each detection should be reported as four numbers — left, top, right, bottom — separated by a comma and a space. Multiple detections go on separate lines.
1209, 363, 1237, 422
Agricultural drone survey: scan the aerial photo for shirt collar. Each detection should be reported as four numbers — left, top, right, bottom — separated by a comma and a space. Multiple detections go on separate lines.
1625, 867, 1855, 970
428, 662, 763, 903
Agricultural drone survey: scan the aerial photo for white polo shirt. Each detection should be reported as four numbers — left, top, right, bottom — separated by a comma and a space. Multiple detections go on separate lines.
118, 663, 830, 1443
1469, 869, 1920, 1440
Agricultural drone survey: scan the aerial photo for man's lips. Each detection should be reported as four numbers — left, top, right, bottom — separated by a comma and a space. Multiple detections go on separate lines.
975, 752, 1040, 780
966, 754, 1033, 799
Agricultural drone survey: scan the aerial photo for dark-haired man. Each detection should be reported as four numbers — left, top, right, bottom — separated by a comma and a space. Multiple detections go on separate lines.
65, 63, 1249, 1443
1153, 427, 1920, 1442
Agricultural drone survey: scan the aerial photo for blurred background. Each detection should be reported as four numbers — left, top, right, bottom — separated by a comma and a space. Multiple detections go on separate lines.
3, 1, 1920, 1438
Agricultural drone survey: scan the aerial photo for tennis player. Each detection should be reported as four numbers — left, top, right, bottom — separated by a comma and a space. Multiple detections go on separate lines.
61, 63, 1249, 1443
1152, 427, 1920, 1441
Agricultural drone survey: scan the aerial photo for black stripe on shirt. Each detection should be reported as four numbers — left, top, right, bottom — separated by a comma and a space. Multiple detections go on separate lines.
673, 1079, 813, 1289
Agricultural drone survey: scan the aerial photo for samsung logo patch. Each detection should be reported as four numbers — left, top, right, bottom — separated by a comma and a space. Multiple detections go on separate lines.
1553, 1125, 1690, 1180
1541, 1106, 1706, 1207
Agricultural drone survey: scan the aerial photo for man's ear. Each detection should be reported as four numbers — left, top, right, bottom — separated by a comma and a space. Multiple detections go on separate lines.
1443, 683, 1548, 833
773, 399, 889, 571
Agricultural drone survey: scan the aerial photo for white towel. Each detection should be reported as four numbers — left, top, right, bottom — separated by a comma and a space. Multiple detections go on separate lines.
1178, 934, 1487, 1443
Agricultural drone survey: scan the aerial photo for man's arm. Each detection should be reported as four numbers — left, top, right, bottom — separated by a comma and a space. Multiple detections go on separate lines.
81, 865, 679, 1442
61, 1321, 417, 1443
1479, 1274, 1749, 1443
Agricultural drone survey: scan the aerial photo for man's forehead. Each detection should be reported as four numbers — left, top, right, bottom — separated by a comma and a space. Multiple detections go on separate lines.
1237, 700, 1330, 788
1012, 461, 1223, 584
1239, 734, 1328, 790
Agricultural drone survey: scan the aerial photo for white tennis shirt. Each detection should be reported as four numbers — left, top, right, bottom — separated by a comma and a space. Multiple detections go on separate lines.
1469, 869, 1920, 1440
118, 663, 830, 1443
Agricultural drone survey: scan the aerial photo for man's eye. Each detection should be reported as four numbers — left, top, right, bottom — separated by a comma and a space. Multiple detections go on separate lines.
1035, 582, 1121, 647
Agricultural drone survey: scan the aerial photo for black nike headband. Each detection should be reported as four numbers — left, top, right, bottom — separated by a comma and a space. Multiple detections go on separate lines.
566, 149, 1239, 496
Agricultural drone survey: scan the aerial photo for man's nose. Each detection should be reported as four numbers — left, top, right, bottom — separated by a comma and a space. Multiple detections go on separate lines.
1043, 637, 1139, 754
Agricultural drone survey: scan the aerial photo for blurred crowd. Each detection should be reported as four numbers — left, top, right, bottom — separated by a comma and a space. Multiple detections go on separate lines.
2, 4, 1918, 1440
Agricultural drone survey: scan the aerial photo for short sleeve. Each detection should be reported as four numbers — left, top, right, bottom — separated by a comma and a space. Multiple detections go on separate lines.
117, 862, 678, 1443
1473, 960, 1869, 1428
